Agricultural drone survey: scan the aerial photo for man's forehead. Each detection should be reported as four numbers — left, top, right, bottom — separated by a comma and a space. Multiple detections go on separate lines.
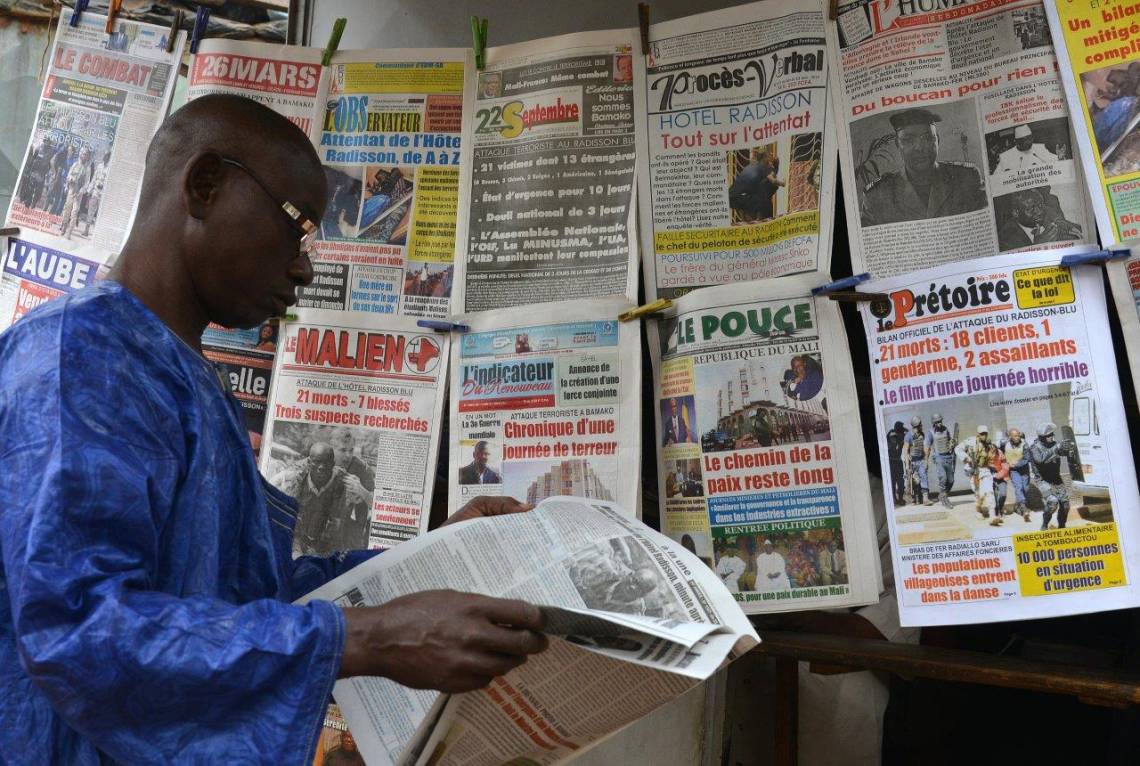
897, 124, 935, 138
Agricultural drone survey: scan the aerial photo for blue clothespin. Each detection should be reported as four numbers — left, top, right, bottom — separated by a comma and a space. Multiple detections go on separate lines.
1059, 248, 1130, 267
190, 6, 211, 55
471, 16, 488, 71
813, 272, 889, 303
322, 18, 347, 67
69, 0, 89, 27
417, 319, 470, 334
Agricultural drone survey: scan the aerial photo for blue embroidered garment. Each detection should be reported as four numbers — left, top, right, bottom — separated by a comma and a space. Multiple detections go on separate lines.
0, 281, 371, 763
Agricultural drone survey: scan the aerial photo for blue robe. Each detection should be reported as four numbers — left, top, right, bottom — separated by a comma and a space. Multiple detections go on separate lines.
0, 281, 374, 763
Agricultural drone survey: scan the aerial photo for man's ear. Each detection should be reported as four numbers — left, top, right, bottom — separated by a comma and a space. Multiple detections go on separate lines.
184, 153, 225, 220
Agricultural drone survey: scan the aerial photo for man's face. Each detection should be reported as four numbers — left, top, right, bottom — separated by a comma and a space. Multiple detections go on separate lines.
1013, 192, 1045, 227
342, 731, 356, 751
978, 431, 989, 445
763, 542, 774, 554
1009, 429, 1022, 444
191, 151, 327, 329
1015, 134, 1033, 151
331, 430, 355, 465
896, 124, 938, 173
792, 358, 806, 376
669, 399, 678, 417
474, 444, 489, 469
309, 444, 335, 487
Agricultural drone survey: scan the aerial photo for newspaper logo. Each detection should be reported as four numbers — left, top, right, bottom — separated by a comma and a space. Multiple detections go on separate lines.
474, 96, 581, 139
877, 275, 1013, 330
405, 335, 442, 373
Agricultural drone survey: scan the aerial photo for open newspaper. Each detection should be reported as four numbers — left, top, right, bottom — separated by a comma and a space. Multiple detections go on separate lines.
1, 10, 184, 329
298, 496, 759, 766
859, 249, 1140, 625
1044, 0, 1140, 245
188, 42, 471, 318
827, 0, 1095, 277
259, 308, 449, 554
451, 30, 643, 311
637, 0, 838, 300
447, 297, 641, 515
649, 276, 881, 613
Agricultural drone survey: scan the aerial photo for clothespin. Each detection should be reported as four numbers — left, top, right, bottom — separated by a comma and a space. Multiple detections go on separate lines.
471, 16, 487, 71
190, 5, 211, 55
165, 9, 184, 54
0, 227, 19, 237
638, 3, 651, 56
812, 272, 888, 303
829, 0, 839, 21
69, 0, 89, 28
271, 312, 298, 323
1059, 248, 1129, 267
417, 318, 470, 334
104, 0, 122, 34
619, 298, 672, 322
321, 18, 347, 67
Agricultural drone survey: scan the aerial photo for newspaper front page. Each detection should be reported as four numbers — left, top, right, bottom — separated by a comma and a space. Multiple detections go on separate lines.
1044, 0, 1140, 244
827, 0, 1095, 277
651, 276, 881, 613
447, 297, 641, 515
452, 30, 643, 312
259, 308, 449, 555
297, 497, 759, 766
1, 10, 184, 329
860, 250, 1140, 625
638, 0, 837, 301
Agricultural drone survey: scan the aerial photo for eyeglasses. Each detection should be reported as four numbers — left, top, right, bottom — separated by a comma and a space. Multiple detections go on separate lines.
219, 156, 318, 256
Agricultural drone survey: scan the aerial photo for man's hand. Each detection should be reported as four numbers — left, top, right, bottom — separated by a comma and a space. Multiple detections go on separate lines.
338, 590, 548, 691
442, 496, 534, 527
341, 473, 369, 505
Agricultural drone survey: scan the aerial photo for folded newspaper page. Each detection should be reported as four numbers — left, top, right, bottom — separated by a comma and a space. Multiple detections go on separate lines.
637, 0, 837, 300
1044, 0, 1140, 244
201, 321, 278, 457
827, 0, 1095, 277
1, 10, 184, 329
446, 297, 641, 515
452, 30, 643, 311
649, 275, 881, 613
260, 308, 449, 554
859, 249, 1140, 626
1106, 251, 1140, 412
188, 42, 472, 319
297, 497, 759, 766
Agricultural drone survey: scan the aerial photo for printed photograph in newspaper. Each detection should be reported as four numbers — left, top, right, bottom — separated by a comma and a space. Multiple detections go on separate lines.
862, 251, 1140, 625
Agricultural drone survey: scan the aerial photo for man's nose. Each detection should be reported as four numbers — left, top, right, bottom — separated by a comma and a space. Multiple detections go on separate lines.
289, 252, 315, 287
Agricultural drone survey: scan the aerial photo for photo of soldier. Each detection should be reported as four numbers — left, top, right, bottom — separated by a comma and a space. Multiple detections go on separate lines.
885, 420, 908, 504
998, 429, 1031, 522
1029, 422, 1073, 530
928, 414, 958, 509
902, 416, 930, 505
994, 185, 1084, 252
854, 105, 988, 227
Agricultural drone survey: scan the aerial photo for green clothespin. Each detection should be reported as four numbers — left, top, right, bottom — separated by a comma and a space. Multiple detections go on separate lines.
471, 16, 487, 70
322, 18, 347, 66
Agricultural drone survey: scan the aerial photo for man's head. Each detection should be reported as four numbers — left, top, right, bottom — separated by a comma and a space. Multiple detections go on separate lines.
932, 413, 944, 429
308, 442, 336, 488
340, 730, 356, 752
828, 540, 838, 552
893, 420, 905, 433
977, 425, 990, 444
1013, 124, 1034, 152
614, 568, 657, 601
473, 440, 490, 470
669, 398, 678, 416
890, 108, 940, 174
791, 356, 806, 376
79, 146, 92, 164
910, 415, 922, 430
1009, 428, 1023, 444
123, 94, 327, 329
331, 428, 356, 466
1011, 188, 1046, 227
1037, 422, 1056, 444
763, 539, 774, 553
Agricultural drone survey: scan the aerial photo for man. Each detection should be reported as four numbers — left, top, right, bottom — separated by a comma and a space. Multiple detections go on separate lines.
715, 542, 747, 593
729, 148, 784, 222
885, 420, 908, 504
861, 108, 988, 226
662, 397, 694, 445
965, 425, 1002, 523
323, 729, 364, 766
1000, 428, 1031, 522
993, 124, 1058, 174
330, 427, 375, 492
782, 355, 823, 401
0, 95, 547, 762
60, 145, 94, 237
459, 440, 501, 484
270, 442, 370, 556
903, 416, 932, 505
928, 414, 957, 509
997, 187, 1083, 251
755, 539, 791, 592
1029, 422, 1072, 530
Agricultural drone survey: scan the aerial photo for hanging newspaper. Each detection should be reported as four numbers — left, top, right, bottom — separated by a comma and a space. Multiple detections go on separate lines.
827, 0, 1095, 277
1107, 251, 1140, 412
260, 308, 449, 555
447, 296, 641, 515
1044, 0, 1140, 244
1, 10, 184, 329
297, 496, 759, 766
201, 321, 280, 457
650, 275, 881, 612
637, 0, 837, 301
188, 43, 471, 319
452, 30, 643, 311
860, 249, 1140, 626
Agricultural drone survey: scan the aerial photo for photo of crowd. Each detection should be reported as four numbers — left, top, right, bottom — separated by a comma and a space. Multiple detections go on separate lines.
264, 423, 378, 556
1081, 61, 1140, 173
565, 537, 687, 620
403, 260, 453, 299
664, 457, 703, 498
713, 528, 848, 594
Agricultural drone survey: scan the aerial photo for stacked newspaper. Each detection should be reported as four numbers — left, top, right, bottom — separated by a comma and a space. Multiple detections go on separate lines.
298, 496, 759, 766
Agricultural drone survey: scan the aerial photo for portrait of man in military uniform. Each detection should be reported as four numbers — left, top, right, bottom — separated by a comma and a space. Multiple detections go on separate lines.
858, 107, 989, 226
